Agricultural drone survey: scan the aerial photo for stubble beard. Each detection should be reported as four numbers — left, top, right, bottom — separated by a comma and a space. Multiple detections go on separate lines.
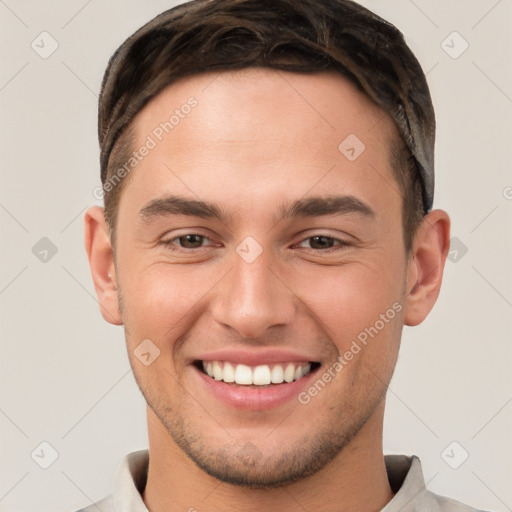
138, 375, 387, 489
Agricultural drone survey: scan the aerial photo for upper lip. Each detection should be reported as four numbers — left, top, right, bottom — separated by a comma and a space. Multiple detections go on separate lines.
191, 348, 320, 366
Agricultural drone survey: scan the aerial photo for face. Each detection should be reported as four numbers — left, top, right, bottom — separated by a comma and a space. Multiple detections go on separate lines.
109, 68, 410, 486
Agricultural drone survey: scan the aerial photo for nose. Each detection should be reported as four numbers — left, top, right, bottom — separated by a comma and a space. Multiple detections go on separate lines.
210, 247, 296, 339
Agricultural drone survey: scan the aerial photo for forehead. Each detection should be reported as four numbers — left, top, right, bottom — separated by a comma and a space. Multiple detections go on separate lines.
119, 67, 400, 225
136, 67, 395, 147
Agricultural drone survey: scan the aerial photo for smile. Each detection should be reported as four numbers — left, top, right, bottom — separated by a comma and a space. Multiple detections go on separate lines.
198, 360, 320, 386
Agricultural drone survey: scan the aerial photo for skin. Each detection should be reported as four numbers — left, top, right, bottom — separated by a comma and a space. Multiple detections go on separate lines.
85, 68, 450, 512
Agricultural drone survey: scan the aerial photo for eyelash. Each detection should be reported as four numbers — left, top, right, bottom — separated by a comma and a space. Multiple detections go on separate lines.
161, 233, 350, 253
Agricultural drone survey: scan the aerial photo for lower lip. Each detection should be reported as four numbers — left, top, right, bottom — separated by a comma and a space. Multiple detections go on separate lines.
194, 365, 319, 411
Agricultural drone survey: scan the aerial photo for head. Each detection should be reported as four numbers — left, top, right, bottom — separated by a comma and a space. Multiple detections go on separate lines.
85, 0, 450, 489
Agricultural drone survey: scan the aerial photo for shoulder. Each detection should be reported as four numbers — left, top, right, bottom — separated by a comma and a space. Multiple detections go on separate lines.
384, 454, 493, 512
71, 450, 149, 512
72, 496, 112, 512
425, 488, 492, 512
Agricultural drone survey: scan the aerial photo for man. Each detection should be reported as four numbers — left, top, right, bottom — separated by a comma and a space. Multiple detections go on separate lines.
80, 0, 487, 510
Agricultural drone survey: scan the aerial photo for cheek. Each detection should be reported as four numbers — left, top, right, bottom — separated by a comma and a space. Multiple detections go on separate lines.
286, 258, 405, 346
286, 256, 405, 393
118, 266, 212, 393
118, 262, 221, 345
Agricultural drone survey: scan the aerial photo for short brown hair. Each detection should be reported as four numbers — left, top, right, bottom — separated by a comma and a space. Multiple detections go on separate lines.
98, 0, 434, 252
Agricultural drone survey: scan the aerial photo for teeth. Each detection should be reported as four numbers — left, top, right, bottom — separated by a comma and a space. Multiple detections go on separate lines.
284, 363, 295, 383
213, 361, 223, 380
234, 364, 253, 385
253, 365, 271, 385
271, 365, 284, 384
201, 361, 313, 386
223, 362, 235, 383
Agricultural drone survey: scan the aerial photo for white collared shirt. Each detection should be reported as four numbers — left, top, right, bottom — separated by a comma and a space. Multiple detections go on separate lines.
75, 450, 489, 512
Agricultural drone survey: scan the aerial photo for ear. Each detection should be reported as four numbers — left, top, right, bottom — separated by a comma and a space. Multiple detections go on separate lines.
84, 206, 123, 325
404, 209, 451, 326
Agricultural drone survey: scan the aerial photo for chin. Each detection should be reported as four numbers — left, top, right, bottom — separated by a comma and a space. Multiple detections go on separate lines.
157, 403, 364, 489
180, 441, 344, 489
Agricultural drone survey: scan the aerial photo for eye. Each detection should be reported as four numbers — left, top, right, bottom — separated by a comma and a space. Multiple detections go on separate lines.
162, 234, 212, 250
297, 235, 349, 251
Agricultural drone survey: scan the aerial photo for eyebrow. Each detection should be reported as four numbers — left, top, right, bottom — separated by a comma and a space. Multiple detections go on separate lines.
276, 195, 375, 222
140, 195, 227, 222
139, 194, 375, 224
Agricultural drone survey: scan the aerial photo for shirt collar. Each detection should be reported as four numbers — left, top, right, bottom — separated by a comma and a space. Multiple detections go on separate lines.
111, 450, 149, 512
110, 450, 429, 512
382, 454, 430, 511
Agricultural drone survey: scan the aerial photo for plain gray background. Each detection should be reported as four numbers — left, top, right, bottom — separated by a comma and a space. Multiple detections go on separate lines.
1, 1, 511, 511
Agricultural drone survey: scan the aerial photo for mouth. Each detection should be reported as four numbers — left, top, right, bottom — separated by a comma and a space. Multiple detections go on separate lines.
194, 360, 322, 387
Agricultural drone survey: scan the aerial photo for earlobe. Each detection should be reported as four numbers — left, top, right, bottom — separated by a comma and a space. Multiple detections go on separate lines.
404, 209, 451, 327
84, 206, 123, 326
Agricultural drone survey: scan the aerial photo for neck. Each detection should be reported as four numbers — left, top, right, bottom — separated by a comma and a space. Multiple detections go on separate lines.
142, 403, 393, 512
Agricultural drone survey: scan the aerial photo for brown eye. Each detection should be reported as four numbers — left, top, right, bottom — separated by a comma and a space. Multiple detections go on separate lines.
296, 234, 350, 252
176, 234, 205, 248
308, 235, 335, 250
